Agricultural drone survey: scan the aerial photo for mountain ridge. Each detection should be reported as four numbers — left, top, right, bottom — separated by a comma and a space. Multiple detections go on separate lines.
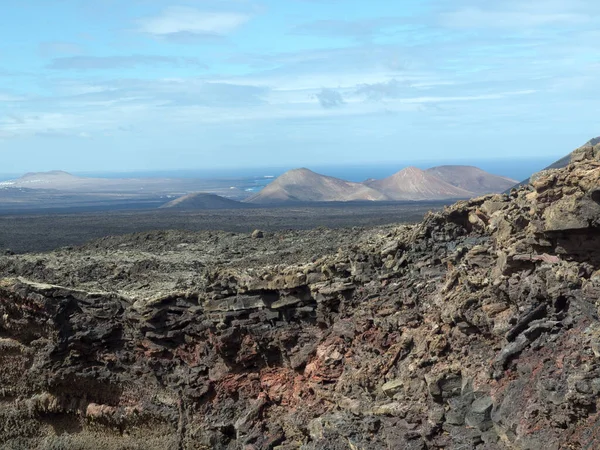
249, 164, 517, 203
365, 166, 475, 200
425, 165, 517, 194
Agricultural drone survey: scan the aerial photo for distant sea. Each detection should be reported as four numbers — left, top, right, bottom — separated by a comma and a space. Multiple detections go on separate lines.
0, 157, 561, 193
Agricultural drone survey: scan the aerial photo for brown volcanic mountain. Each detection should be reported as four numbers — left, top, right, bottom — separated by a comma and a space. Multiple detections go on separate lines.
426, 165, 517, 195
245, 168, 388, 203
247, 165, 516, 204
365, 166, 474, 200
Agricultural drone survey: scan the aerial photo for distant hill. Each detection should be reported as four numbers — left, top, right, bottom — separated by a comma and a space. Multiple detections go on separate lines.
365, 167, 474, 200
1, 170, 133, 191
0, 170, 248, 198
20, 170, 77, 181
245, 168, 388, 204
159, 193, 248, 210
425, 165, 517, 195
1, 171, 83, 190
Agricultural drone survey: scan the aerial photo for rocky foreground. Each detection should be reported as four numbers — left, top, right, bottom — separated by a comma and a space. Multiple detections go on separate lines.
0, 142, 599, 449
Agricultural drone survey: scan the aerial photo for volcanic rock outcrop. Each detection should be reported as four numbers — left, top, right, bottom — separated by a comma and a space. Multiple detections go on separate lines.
1, 140, 600, 449
511, 136, 600, 190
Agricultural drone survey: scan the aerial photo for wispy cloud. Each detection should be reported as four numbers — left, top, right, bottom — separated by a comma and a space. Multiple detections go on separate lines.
0, 92, 25, 102
291, 17, 410, 39
5, 114, 25, 124
392, 90, 537, 104
315, 88, 345, 108
356, 79, 405, 100
438, 0, 599, 30
0, 112, 94, 138
0, 77, 272, 139
38, 41, 84, 58
47, 55, 208, 70
136, 7, 251, 38
440, 7, 589, 29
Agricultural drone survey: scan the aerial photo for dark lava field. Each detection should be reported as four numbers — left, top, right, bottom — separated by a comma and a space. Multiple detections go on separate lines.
0, 201, 449, 254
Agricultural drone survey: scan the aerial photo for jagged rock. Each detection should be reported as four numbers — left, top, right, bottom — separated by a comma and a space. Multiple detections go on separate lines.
381, 379, 404, 397
0, 139, 599, 448
465, 396, 494, 431
251, 229, 264, 239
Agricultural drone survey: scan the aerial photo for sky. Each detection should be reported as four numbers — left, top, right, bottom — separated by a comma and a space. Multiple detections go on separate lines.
0, 0, 599, 174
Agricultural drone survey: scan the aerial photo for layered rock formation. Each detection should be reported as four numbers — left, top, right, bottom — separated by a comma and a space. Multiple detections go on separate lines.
0, 140, 599, 449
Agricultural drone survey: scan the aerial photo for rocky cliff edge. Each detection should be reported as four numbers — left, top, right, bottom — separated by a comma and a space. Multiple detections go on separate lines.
0, 141, 599, 449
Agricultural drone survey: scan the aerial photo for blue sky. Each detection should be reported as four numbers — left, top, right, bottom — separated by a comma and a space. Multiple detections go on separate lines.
1, 0, 599, 173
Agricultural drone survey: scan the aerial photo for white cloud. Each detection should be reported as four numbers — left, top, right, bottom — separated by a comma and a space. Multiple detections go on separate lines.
0, 77, 538, 141
441, 7, 589, 29
136, 7, 251, 36
393, 90, 537, 104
